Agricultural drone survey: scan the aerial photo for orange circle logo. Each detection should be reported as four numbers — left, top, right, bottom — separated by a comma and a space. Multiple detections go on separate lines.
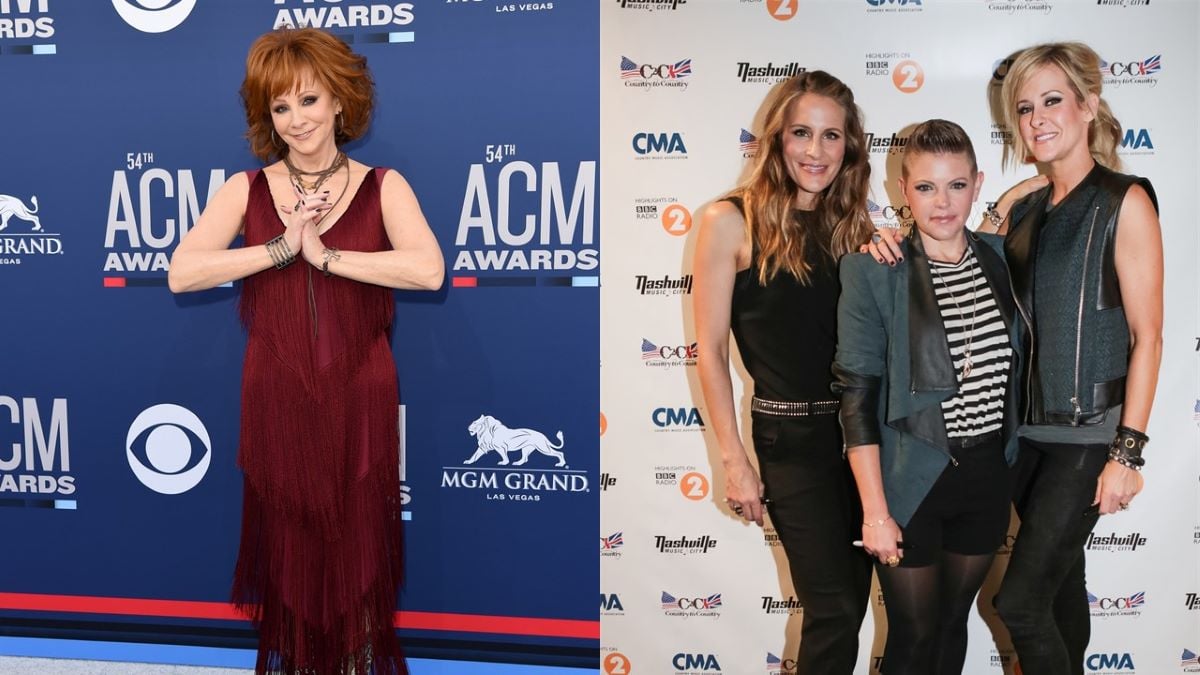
603, 652, 632, 674
892, 60, 924, 93
661, 204, 692, 237
600, 412, 608, 437
679, 471, 710, 501
766, 0, 798, 21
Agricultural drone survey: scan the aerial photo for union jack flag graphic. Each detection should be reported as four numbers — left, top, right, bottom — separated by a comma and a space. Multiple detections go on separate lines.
601, 532, 623, 549
620, 56, 640, 79
642, 339, 659, 360
1182, 648, 1200, 667
661, 591, 678, 609
701, 593, 723, 609
1126, 590, 1145, 608
1140, 54, 1161, 74
740, 128, 759, 153
668, 58, 692, 79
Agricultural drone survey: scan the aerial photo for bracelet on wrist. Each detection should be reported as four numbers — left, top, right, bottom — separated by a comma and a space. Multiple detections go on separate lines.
984, 206, 1003, 231
321, 247, 341, 277
864, 516, 892, 528
266, 234, 295, 269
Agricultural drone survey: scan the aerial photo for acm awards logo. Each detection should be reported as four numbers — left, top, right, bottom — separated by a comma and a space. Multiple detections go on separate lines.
453, 146, 598, 286
0, 0, 55, 46
767, 652, 798, 675
271, 0, 416, 43
103, 154, 227, 287
0, 396, 75, 501
1085, 652, 1135, 673
126, 404, 210, 495
441, 414, 589, 502
1087, 589, 1145, 618
864, 0, 922, 12
620, 56, 692, 90
111, 0, 196, 33
0, 192, 62, 265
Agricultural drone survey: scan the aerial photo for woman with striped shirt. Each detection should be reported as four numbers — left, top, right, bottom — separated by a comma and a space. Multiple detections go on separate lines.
833, 119, 1021, 675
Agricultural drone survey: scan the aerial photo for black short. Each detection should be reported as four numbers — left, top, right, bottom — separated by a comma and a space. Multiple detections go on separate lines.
897, 434, 1014, 567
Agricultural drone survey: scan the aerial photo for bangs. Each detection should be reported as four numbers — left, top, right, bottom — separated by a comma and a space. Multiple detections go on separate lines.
255, 47, 322, 103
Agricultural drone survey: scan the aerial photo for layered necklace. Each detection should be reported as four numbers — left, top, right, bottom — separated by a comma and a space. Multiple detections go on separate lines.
284, 150, 349, 226
929, 247, 978, 379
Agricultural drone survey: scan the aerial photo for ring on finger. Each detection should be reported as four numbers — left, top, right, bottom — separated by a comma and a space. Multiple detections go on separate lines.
885, 555, 900, 567
871, 232, 883, 244
1119, 502, 1130, 510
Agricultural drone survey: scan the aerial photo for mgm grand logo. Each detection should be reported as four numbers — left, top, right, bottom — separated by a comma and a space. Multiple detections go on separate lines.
0, 194, 62, 264
441, 414, 589, 501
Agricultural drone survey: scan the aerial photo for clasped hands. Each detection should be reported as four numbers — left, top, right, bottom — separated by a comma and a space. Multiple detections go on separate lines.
279, 182, 331, 266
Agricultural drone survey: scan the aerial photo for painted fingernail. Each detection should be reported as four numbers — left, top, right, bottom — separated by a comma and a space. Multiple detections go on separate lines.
889, 261, 896, 267
898, 257, 904, 262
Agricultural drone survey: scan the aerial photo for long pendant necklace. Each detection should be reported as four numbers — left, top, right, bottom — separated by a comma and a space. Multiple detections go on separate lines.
930, 250, 979, 379
285, 151, 349, 226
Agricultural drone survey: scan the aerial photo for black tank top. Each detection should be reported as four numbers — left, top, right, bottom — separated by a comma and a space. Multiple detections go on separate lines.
728, 198, 840, 402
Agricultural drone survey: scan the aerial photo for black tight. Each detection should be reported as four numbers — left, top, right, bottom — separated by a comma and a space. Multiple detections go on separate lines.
875, 552, 996, 675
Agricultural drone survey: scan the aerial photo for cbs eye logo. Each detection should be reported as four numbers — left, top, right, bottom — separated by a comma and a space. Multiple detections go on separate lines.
111, 0, 197, 33
126, 404, 211, 494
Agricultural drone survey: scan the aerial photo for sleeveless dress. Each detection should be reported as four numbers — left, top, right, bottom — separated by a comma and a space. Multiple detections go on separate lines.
233, 168, 406, 675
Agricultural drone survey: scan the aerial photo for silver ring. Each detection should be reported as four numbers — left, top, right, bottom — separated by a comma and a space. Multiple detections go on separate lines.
871, 232, 883, 244
1119, 502, 1130, 511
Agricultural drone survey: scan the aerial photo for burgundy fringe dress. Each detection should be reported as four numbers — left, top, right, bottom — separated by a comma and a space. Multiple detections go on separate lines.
234, 168, 406, 674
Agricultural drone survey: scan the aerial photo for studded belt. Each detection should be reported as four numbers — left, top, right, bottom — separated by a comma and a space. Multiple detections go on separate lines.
751, 396, 840, 417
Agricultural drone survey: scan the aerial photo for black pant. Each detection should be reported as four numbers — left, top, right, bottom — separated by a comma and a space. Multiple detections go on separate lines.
756, 415, 872, 675
995, 438, 1108, 675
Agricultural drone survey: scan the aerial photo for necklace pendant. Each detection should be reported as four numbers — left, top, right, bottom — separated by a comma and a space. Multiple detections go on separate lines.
961, 355, 973, 379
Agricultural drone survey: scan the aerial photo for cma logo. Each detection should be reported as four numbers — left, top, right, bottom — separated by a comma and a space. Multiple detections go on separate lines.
672, 653, 721, 671
1121, 129, 1153, 149
1086, 653, 1134, 671
653, 407, 704, 427
866, 0, 920, 4
633, 132, 687, 155
600, 593, 624, 611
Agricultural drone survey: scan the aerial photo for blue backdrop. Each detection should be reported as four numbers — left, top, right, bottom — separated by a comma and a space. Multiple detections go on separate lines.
0, 0, 596, 668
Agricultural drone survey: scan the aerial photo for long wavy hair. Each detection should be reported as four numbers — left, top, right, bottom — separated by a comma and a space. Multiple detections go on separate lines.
1000, 42, 1122, 171
734, 71, 872, 286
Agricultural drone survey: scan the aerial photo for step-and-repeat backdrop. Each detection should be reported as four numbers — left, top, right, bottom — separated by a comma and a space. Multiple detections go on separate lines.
0, 0, 597, 667
601, 2, 1197, 674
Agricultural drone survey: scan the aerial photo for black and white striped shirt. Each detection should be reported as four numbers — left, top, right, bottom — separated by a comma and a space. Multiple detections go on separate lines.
929, 248, 1012, 439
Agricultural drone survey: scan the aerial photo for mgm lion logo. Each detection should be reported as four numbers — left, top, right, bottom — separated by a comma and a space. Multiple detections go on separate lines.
465, 415, 567, 467
0, 195, 42, 232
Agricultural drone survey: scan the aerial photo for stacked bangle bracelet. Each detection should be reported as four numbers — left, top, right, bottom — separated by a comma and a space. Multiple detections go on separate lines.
265, 234, 295, 269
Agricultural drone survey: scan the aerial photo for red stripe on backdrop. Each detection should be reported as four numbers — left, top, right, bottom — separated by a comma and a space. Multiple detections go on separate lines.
102, 278, 127, 288
0, 592, 598, 640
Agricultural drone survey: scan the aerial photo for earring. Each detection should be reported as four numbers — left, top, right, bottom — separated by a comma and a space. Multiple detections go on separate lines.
336, 112, 344, 134
271, 128, 281, 147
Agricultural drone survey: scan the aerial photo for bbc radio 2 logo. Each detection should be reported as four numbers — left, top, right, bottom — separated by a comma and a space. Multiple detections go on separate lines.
271, 0, 416, 44
620, 56, 692, 90
452, 144, 597, 287
655, 466, 710, 500
602, 652, 632, 675
634, 198, 692, 237
0, 191, 62, 265
441, 414, 589, 502
0, 396, 75, 505
103, 153, 227, 287
864, 52, 924, 93
111, 0, 196, 34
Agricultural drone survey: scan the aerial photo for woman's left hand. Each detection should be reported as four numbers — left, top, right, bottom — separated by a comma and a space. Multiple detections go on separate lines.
1094, 460, 1144, 515
300, 222, 325, 266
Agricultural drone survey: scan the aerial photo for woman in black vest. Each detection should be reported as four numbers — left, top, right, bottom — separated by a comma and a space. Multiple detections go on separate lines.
693, 71, 873, 674
987, 42, 1163, 675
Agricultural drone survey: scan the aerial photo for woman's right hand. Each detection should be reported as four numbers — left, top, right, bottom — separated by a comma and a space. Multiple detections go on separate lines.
862, 515, 903, 567
724, 456, 766, 526
861, 228, 904, 265
281, 182, 330, 253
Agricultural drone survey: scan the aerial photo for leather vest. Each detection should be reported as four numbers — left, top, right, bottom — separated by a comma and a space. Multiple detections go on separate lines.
1004, 163, 1157, 426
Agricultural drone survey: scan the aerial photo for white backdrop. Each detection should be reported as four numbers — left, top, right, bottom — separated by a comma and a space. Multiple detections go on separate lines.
600, 1, 1199, 674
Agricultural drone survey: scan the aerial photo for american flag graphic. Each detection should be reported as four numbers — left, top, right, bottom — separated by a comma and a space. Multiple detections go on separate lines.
1192, 399, 1199, 422
1140, 54, 1161, 74
740, 128, 759, 153
668, 58, 692, 79
766, 652, 782, 671
620, 56, 640, 79
868, 199, 885, 218
601, 532, 623, 549
1087, 591, 1101, 610
1182, 648, 1200, 667
642, 339, 660, 360
661, 591, 678, 609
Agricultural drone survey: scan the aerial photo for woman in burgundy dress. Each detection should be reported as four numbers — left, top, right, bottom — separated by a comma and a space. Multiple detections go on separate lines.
168, 28, 443, 674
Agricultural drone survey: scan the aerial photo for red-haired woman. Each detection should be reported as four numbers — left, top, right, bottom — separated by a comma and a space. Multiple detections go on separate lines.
169, 28, 443, 675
